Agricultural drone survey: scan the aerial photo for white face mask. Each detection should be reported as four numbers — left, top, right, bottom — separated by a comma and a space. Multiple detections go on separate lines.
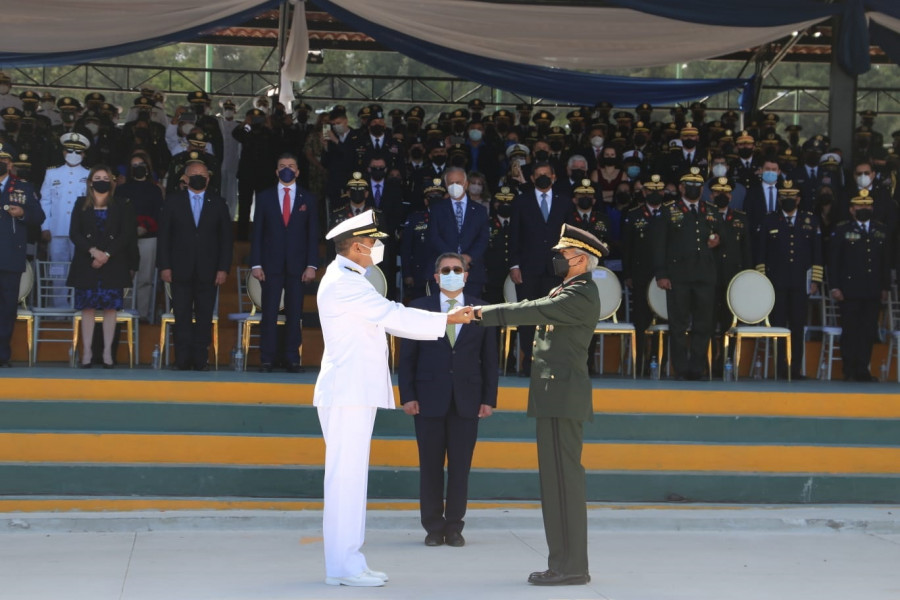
468, 129, 483, 142
332, 123, 347, 136
516, 158, 527, 167
360, 239, 385, 265
856, 174, 872, 189
468, 183, 483, 196
64, 151, 83, 166
223, 110, 235, 119
711, 163, 728, 178
447, 183, 465, 199
439, 271, 465, 292
590, 136, 604, 149
85, 123, 99, 136
42, 101, 55, 112
180, 123, 194, 136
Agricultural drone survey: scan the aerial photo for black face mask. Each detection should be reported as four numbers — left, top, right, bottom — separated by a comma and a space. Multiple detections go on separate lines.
818, 192, 833, 206
645, 192, 663, 207
496, 204, 512, 218
855, 208, 873, 222
131, 165, 148, 180
614, 191, 631, 206
601, 156, 617, 167
737, 147, 754, 159
369, 167, 386, 180
552, 253, 574, 277
714, 194, 730, 208
409, 147, 424, 160
684, 186, 702, 201
634, 134, 648, 146
534, 174, 552, 190
570, 169, 586, 182
450, 156, 467, 168
432, 154, 447, 166
0, 162, 8, 177
665, 191, 679, 202
576, 196, 593, 210
550, 141, 563, 152
349, 190, 367, 204
369, 124, 385, 137
188, 174, 207, 190
496, 123, 509, 134
682, 138, 698, 150
781, 198, 797, 212
534, 150, 550, 162
803, 152, 820, 167
91, 180, 111, 194
296, 111, 309, 124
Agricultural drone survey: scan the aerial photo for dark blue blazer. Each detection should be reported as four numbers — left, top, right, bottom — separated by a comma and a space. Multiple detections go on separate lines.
398, 294, 498, 419
249, 184, 320, 276
0, 176, 43, 273
427, 197, 489, 285
509, 184, 570, 278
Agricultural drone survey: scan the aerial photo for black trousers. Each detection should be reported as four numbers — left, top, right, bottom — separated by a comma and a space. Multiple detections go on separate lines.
516, 273, 560, 371
535, 417, 588, 575
237, 178, 268, 241
0, 271, 20, 363
631, 277, 653, 370
840, 298, 881, 378
260, 274, 303, 366
666, 280, 715, 376
171, 279, 216, 368
771, 289, 808, 376
413, 403, 479, 536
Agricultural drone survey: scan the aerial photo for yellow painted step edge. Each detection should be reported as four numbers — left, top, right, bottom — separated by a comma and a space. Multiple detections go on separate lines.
2, 433, 899, 474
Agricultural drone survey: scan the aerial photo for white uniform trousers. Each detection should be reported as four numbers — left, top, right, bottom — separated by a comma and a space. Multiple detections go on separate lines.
48, 237, 76, 309
317, 405, 377, 578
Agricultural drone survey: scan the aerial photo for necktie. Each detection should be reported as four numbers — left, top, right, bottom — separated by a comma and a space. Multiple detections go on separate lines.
687, 152, 692, 164
191, 194, 202, 226
767, 186, 775, 212
690, 204, 697, 215
374, 138, 380, 151
374, 183, 382, 207
446, 298, 457, 346
282, 187, 291, 226
454, 200, 464, 233
540, 192, 549, 221
353, 207, 361, 216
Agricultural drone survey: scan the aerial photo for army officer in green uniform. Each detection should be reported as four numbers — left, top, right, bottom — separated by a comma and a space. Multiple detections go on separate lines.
470, 224, 607, 586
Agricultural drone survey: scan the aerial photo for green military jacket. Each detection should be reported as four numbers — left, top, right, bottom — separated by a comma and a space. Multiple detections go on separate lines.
480, 271, 600, 422
650, 198, 720, 285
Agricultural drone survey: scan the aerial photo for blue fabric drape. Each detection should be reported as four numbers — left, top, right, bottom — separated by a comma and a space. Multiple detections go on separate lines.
0, 0, 280, 68
315, 0, 750, 108
606, 0, 838, 28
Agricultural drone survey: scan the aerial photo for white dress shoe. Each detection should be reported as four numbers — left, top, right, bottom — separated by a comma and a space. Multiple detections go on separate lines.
325, 572, 385, 587
365, 568, 389, 582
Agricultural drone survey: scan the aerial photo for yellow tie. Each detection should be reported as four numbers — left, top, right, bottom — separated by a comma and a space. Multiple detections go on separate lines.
446, 298, 457, 346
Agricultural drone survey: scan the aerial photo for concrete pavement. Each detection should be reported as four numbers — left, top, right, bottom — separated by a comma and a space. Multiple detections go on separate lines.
1, 506, 898, 600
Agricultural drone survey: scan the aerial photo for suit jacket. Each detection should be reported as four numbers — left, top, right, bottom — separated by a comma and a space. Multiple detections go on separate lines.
157, 189, 232, 284
427, 196, 489, 285
0, 176, 44, 273
745, 181, 781, 236
829, 219, 892, 300
249, 184, 320, 277
479, 272, 600, 422
714, 208, 752, 287
509, 184, 570, 278
67, 196, 136, 289
756, 210, 822, 292
398, 294, 498, 419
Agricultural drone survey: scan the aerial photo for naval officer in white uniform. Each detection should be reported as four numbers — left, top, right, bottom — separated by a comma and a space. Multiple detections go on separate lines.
314, 209, 472, 587
39, 132, 91, 263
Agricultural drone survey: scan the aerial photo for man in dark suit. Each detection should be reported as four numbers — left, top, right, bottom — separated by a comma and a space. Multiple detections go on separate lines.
508, 161, 570, 374
250, 153, 320, 372
399, 252, 498, 548
232, 108, 278, 240
367, 154, 403, 300
744, 158, 783, 253
157, 160, 232, 370
470, 225, 607, 586
427, 167, 489, 297
0, 142, 44, 366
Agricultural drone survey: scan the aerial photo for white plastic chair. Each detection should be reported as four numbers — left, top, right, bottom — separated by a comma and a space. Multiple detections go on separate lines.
592, 267, 636, 378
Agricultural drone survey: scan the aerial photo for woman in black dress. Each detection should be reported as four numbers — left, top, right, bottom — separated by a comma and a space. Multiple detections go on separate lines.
67, 164, 136, 367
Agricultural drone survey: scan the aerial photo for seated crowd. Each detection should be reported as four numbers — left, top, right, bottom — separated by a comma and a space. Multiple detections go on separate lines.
0, 70, 896, 379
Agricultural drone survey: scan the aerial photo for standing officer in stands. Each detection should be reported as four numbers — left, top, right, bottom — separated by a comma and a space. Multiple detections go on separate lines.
468, 224, 607, 587
483, 186, 514, 305
401, 178, 445, 300
565, 179, 611, 247
652, 167, 720, 380
829, 189, 892, 382
40, 132, 90, 264
756, 182, 822, 379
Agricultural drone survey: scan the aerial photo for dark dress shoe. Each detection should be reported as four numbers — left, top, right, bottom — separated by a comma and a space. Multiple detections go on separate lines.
444, 531, 465, 547
424, 532, 444, 546
174, 363, 193, 371
80, 362, 92, 369
259, 363, 273, 373
855, 372, 876, 382
286, 364, 305, 373
527, 569, 590, 586
102, 362, 114, 369
194, 364, 210, 372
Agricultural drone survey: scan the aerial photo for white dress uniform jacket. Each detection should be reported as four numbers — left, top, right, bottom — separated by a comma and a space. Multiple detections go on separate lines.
314, 254, 447, 409
39, 164, 89, 236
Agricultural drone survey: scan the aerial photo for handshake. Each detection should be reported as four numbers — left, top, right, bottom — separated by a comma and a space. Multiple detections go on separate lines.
447, 305, 480, 324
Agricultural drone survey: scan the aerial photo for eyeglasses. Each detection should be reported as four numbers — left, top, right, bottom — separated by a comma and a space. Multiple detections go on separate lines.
439, 266, 464, 275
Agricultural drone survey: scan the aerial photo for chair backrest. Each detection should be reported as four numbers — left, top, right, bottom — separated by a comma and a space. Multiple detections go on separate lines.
365, 265, 388, 297
592, 267, 622, 322
246, 272, 285, 313
647, 277, 668, 321
727, 269, 775, 325
34, 260, 74, 309
18, 261, 34, 306
502, 275, 517, 303
235, 266, 251, 313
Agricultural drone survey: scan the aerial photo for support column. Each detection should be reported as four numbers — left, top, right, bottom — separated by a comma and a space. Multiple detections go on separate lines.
828, 16, 857, 153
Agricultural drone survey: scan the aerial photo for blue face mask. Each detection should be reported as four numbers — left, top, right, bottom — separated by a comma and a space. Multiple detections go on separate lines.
278, 166, 296, 184
761, 170, 779, 185
626, 166, 641, 179
439, 271, 465, 292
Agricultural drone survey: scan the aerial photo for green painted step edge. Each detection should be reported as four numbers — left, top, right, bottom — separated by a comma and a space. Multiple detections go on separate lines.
1, 402, 898, 446
0, 464, 897, 504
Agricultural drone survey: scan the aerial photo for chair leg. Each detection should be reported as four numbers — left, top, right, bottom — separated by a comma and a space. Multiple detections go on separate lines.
734, 335, 742, 382
722, 334, 730, 382
242, 322, 252, 371
159, 322, 167, 367
630, 331, 636, 379
26, 318, 33, 366
72, 316, 81, 365
659, 332, 666, 379
213, 321, 219, 370
502, 329, 512, 376
785, 334, 791, 382
707, 340, 712, 381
